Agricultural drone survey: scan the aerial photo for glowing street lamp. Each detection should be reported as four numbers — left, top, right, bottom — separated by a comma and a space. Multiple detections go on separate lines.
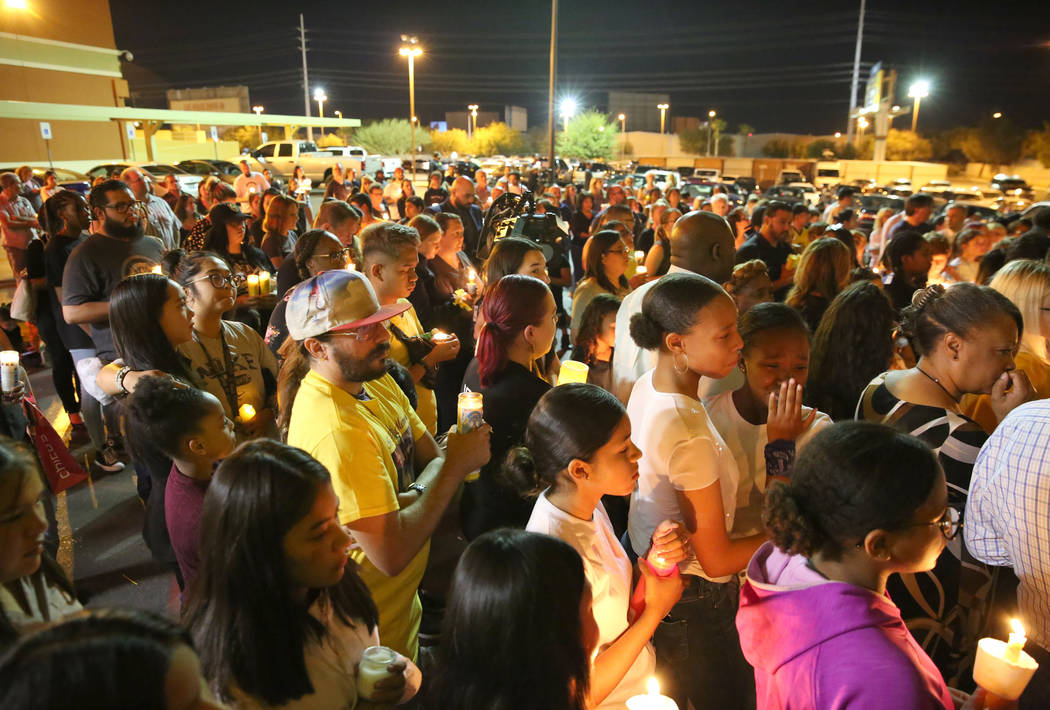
468, 104, 479, 139
908, 80, 930, 132
4, 0, 28, 9
313, 88, 327, 118
560, 98, 577, 132
252, 105, 264, 116
399, 36, 423, 177
993, 112, 1003, 119
618, 113, 626, 132
857, 115, 870, 139
706, 109, 717, 156
657, 103, 669, 134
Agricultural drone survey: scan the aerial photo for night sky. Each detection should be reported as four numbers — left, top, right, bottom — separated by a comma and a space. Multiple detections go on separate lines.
110, 0, 1050, 136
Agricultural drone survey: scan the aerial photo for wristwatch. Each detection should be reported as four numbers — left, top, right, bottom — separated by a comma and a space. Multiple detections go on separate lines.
407, 482, 427, 497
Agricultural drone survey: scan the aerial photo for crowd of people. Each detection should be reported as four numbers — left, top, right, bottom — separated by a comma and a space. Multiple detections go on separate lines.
1, 158, 1049, 710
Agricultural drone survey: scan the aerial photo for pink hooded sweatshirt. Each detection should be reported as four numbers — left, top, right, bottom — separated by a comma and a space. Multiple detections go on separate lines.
736, 542, 953, 710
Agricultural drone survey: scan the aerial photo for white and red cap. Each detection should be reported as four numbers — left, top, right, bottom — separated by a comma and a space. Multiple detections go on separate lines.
285, 269, 409, 341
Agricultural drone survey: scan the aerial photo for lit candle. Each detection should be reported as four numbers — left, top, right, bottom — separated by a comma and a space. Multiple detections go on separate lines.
626, 677, 678, 710
432, 329, 452, 341
346, 262, 357, 273
636, 264, 648, 276
558, 360, 589, 385
646, 520, 680, 577
246, 273, 260, 296
467, 267, 478, 293
238, 403, 256, 422
457, 392, 484, 482
973, 618, 1040, 701
635, 250, 645, 262
355, 646, 401, 701
0, 350, 20, 394
150, 264, 163, 274
258, 270, 271, 294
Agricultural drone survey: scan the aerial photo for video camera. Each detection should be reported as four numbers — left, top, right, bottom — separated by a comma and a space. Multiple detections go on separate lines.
478, 189, 569, 263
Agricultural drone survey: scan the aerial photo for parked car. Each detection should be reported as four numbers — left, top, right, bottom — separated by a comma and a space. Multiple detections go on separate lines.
990, 174, 1034, 201
917, 180, 953, 199
857, 194, 904, 235
176, 159, 240, 185
778, 169, 805, 185
247, 141, 347, 182
643, 169, 679, 191
0, 166, 91, 195
86, 162, 202, 196
786, 182, 820, 207
733, 176, 758, 194
681, 181, 743, 208
763, 185, 808, 204
693, 167, 720, 182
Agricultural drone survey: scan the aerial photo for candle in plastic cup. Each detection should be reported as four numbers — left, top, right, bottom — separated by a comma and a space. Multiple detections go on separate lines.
355, 645, 400, 701
559, 360, 589, 385
458, 392, 484, 482
432, 330, 452, 342
246, 274, 260, 296
974, 637, 1039, 701
150, 264, 163, 274
626, 677, 678, 710
636, 264, 648, 276
635, 250, 645, 262
0, 351, 19, 394
258, 271, 271, 295
238, 404, 256, 422
646, 521, 680, 576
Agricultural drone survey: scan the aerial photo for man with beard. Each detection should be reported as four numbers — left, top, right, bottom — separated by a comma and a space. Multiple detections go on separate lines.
735, 200, 796, 296
283, 269, 490, 661
120, 167, 180, 250
432, 176, 483, 258
61, 179, 164, 363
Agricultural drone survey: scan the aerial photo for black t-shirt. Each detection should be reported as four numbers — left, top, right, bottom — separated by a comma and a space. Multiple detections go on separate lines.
24, 238, 51, 324
424, 187, 448, 206
736, 233, 792, 281
43, 233, 93, 350
275, 256, 301, 299
886, 273, 925, 313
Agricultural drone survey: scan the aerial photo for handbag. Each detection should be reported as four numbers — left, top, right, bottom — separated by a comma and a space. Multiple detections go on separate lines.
22, 398, 88, 494
10, 277, 36, 323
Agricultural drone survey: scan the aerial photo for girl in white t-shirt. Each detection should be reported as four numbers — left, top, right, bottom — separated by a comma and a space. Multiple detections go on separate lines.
625, 272, 766, 710
509, 383, 687, 709
703, 302, 832, 537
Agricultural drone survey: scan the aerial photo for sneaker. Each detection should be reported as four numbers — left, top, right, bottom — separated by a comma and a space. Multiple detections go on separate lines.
91, 457, 125, 475
93, 445, 125, 474
68, 422, 90, 447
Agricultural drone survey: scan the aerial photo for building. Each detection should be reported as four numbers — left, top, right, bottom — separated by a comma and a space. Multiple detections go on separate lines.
504, 105, 527, 131
445, 110, 499, 132
607, 91, 670, 133
0, 0, 130, 162
166, 86, 251, 114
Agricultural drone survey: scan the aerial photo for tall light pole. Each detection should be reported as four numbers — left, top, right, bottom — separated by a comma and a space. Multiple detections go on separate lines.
707, 109, 716, 156
467, 104, 478, 139
313, 88, 326, 140
908, 80, 929, 133
857, 115, 869, 140
560, 97, 577, 132
657, 103, 669, 134
399, 36, 423, 178
252, 105, 264, 143
618, 113, 626, 162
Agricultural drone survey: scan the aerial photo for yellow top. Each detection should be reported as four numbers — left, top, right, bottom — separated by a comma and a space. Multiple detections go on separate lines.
388, 300, 438, 435
287, 369, 428, 660
961, 351, 1050, 433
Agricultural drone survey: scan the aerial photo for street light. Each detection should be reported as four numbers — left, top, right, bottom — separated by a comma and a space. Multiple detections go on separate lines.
657, 103, 669, 134
560, 97, 577, 132
467, 104, 479, 139
335, 110, 342, 119
993, 112, 1003, 119
706, 109, 717, 156
313, 88, 327, 118
857, 115, 869, 139
399, 36, 423, 178
252, 105, 264, 116
908, 80, 930, 132
617, 113, 626, 132
3, 0, 28, 9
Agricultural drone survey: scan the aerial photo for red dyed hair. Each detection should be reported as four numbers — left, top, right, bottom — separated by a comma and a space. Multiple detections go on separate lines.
477, 274, 551, 387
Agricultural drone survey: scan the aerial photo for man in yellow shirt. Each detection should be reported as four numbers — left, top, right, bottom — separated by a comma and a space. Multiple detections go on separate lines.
284, 269, 490, 660
360, 222, 460, 434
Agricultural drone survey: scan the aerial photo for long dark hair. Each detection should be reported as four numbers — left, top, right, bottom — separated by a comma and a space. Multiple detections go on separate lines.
583, 230, 629, 294
430, 529, 590, 710
805, 281, 895, 421
182, 439, 378, 705
0, 609, 193, 710
483, 236, 544, 289
504, 383, 626, 497
109, 274, 193, 382
573, 293, 620, 365
477, 274, 551, 387
764, 421, 940, 561
162, 249, 228, 297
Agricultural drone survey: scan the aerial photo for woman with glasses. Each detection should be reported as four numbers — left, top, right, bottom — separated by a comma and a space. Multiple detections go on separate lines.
571, 230, 631, 342
856, 283, 1035, 684
738, 422, 989, 710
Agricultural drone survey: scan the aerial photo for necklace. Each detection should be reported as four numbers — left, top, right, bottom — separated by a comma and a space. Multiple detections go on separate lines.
916, 366, 960, 404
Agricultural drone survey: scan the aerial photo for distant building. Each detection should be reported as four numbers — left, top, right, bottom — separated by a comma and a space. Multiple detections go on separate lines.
446, 110, 499, 132
608, 92, 671, 133
504, 105, 527, 131
166, 86, 251, 114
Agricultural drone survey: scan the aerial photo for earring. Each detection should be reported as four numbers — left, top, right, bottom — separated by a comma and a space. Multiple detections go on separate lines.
673, 352, 689, 375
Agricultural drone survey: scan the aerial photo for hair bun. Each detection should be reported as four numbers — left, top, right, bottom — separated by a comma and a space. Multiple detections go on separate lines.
910, 283, 945, 312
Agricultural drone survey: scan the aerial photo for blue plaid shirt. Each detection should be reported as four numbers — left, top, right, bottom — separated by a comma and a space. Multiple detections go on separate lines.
966, 399, 1050, 649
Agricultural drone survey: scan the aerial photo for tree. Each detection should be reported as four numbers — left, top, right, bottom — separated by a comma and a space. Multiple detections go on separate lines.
472, 122, 525, 156
556, 110, 617, 160
220, 125, 263, 151
353, 118, 414, 154
737, 123, 755, 136
677, 125, 708, 155
885, 129, 933, 161
806, 139, 837, 159
1024, 122, 1050, 168
316, 133, 346, 148
762, 139, 789, 158
958, 118, 1024, 168
430, 128, 469, 156
790, 139, 810, 159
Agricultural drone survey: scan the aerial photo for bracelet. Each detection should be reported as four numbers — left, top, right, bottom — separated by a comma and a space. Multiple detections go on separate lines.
115, 365, 132, 397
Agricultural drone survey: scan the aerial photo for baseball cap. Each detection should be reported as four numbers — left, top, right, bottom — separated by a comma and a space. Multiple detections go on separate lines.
286, 269, 410, 341
209, 203, 252, 225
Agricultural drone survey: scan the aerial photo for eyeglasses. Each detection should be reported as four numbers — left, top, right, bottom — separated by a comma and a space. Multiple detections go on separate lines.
311, 247, 352, 263
897, 506, 962, 541
605, 247, 631, 257
190, 272, 246, 289
329, 321, 389, 342
104, 200, 145, 214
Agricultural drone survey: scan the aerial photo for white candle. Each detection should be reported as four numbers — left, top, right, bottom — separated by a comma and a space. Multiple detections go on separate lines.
635, 250, 645, 262
467, 267, 478, 293
346, 262, 357, 273
626, 677, 678, 710
974, 619, 1040, 701
246, 273, 260, 296
238, 403, 256, 422
0, 350, 19, 394
150, 264, 163, 274
355, 646, 400, 701
636, 264, 648, 276
458, 392, 484, 482
258, 270, 271, 294
432, 330, 452, 342
558, 360, 589, 385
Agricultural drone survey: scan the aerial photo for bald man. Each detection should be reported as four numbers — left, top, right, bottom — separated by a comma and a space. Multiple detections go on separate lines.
611, 210, 737, 403
119, 167, 180, 250
431, 175, 484, 258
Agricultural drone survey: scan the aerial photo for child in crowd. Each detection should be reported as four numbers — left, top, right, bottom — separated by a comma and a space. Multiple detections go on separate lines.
571, 293, 620, 394
126, 377, 235, 591
704, 303, 832, 536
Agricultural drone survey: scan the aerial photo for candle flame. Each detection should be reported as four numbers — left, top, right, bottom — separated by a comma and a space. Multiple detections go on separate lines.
468, 268, 477, 282
1011, 618, 1025, 635
647, 677, 659, 695
238, 404, 256, 421
150, 265, 162, 274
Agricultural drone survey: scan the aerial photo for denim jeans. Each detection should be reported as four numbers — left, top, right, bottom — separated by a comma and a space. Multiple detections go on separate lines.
654, 575, 756, 710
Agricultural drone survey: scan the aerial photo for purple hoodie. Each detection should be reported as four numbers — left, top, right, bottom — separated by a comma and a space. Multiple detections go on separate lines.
736, 542, 953, 710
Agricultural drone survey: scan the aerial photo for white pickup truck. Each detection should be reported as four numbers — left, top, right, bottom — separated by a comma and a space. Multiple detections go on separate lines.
248, 141, 389, 182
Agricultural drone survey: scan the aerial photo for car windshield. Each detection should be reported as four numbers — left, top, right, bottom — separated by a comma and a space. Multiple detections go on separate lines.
998, 179, 1028, 189
860, 196, 903, 211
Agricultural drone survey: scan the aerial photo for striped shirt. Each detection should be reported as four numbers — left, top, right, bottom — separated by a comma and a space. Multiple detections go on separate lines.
966, 399, 1050, 650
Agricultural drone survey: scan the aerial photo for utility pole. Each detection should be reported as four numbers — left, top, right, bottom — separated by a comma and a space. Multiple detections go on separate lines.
845, 0, 865, 145
299, 14, 312, 142
546, 0, 558, 182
